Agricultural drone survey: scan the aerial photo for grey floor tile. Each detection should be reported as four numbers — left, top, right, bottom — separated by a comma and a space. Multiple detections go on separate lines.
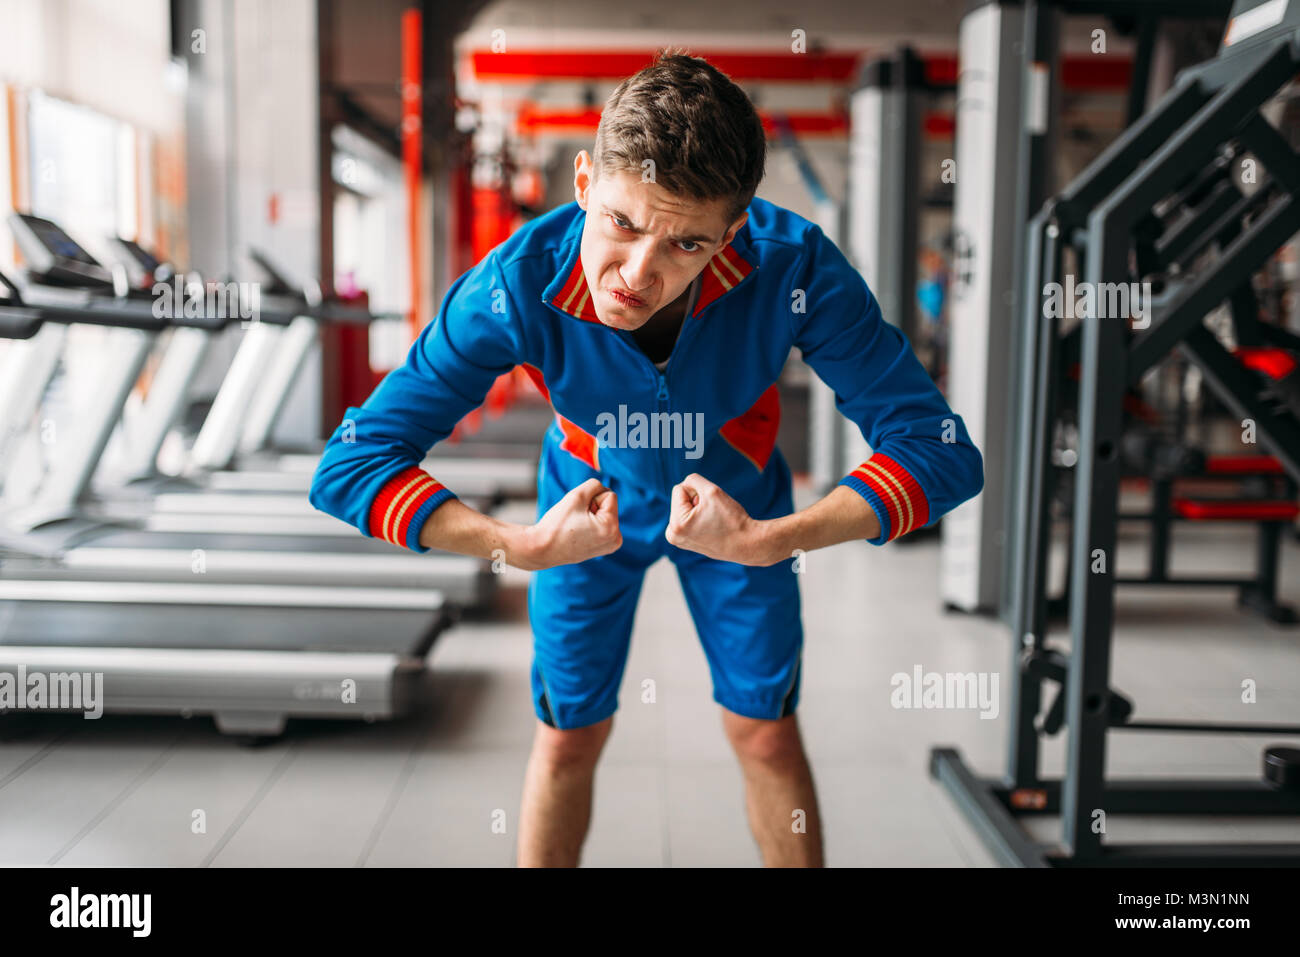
599, 687, 667, 768
664, 762, 756, 867
583, 764, 667, 867
663, 691, 742, 766
361, 750, 525, 867
418, 665, 540, 752
815, 764, 978, 867
205, 746, 403, 867
798, 691, 925, 769
0, 718, 184, 865
58, 730, 293, 867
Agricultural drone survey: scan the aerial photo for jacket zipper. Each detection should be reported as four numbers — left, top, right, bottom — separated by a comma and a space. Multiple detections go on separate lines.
607, 335, 671, 490
655, 368, 670, 491
655, 315, 706, 490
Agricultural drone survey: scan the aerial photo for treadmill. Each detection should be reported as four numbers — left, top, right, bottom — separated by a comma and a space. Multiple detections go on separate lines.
0, 282, 452, 738
94, 235, 537, 520
205, 246, 539, 493
0, 248, 492, 605
16, 217, 530, 510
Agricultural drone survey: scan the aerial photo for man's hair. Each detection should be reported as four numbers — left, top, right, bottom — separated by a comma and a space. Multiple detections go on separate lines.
592, 50, 766, 229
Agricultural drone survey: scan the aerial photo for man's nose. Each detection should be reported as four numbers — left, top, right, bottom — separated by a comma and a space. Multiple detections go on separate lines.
620, 241, 657, 290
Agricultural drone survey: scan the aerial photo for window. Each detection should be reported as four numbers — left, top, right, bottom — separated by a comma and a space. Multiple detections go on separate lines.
27, 90, 135, 266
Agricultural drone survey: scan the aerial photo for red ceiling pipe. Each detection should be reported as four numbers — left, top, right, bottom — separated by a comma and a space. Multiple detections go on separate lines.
401, 8, 422, 338
472, 48, 1134, 92
473, 49, 860, 83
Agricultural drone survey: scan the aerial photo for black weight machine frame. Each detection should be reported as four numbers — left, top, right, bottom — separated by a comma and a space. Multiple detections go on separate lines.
932, 6, 1300, 867
1125, 156, 1300, 616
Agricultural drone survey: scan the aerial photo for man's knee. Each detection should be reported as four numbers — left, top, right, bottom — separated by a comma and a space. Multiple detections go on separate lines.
532, 715, 614, 770
721, 710, 804, 767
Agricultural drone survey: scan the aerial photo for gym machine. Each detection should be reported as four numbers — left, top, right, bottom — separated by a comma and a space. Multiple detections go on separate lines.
180, 244, 537, 502
1040, 138, 1300, 623
0, 263, 492, 601
932, 0, 1300, 866
940, 0, 1238, 613
104, 232, 535, 502
0, 291, 454, 739
3, 216, 524, 541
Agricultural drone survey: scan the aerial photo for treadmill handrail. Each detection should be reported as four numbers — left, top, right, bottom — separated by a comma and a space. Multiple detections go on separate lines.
0, 305, 44, 340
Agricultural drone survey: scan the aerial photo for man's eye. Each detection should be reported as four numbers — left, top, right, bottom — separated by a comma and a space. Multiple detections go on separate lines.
611, 216, 630, 230
678, 241, 700, 253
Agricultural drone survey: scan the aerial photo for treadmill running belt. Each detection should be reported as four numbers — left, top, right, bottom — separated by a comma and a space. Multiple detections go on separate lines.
0, 601, 442, 656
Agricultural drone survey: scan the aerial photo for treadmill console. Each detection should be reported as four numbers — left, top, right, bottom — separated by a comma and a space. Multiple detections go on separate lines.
7, 213, 114, 291
106, 235, 168, 288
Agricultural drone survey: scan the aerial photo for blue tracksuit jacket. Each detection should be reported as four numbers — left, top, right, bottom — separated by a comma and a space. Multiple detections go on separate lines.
309, 197, 983, 554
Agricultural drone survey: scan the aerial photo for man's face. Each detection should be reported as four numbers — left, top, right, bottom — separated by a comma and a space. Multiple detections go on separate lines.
573, 150, 747, 331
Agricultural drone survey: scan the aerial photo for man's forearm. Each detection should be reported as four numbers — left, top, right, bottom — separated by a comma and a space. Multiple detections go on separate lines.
416, 499, 539, 567
750, 485, 881, 564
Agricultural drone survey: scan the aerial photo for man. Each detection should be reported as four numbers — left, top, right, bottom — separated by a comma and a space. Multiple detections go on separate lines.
310, 51, 983, 867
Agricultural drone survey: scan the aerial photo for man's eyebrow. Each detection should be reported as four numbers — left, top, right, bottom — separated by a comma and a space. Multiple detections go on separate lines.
602, 206, 715, 244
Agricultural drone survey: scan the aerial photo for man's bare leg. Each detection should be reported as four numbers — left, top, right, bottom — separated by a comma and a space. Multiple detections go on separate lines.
721, 709, 824, 867
517, 716, 614, 867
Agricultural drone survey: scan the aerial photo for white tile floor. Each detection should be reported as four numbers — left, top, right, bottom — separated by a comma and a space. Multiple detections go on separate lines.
2, 496, 1299, 866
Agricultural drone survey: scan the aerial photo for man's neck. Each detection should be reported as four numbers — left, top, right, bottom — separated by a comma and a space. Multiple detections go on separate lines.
630, 275, 698, 364
646, 275, 698, 329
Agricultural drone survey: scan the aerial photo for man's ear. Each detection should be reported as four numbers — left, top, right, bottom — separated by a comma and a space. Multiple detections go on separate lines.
719, 211, 748, 248
574, 150, 593, 209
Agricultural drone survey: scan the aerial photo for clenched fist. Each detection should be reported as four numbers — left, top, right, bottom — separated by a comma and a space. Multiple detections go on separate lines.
524, 477, 622, 569
665, 473, 758, 563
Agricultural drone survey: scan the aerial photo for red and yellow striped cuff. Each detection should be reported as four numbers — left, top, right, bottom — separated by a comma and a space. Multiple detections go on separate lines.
846, 454, 930, 542
368, 467, 448, 548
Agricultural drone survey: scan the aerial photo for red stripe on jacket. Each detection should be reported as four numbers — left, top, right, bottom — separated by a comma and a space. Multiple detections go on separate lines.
849, 454, 929, 540
368, 466, 445, 546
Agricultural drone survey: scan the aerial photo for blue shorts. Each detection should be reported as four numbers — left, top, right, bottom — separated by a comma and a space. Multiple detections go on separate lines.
527, 424, 804, 730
